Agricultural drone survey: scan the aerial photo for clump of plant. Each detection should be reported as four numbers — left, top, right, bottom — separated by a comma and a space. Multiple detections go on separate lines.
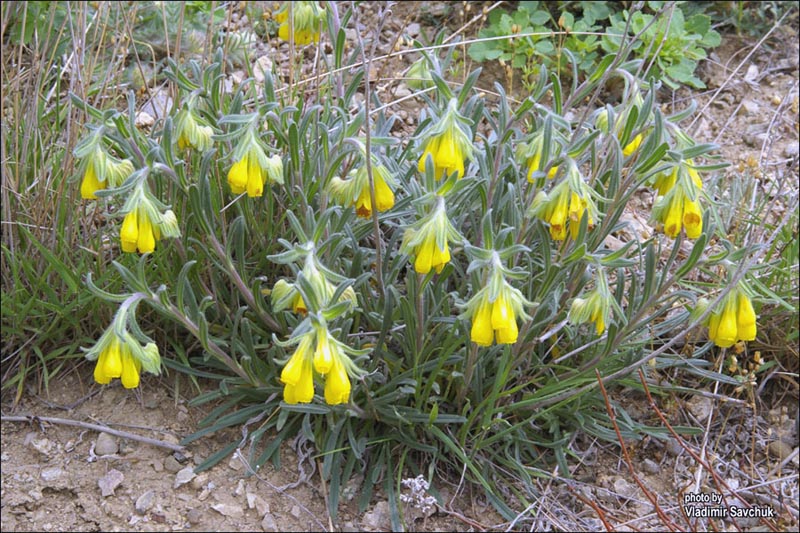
60, 1, 780, 528
601, 5, 722, 89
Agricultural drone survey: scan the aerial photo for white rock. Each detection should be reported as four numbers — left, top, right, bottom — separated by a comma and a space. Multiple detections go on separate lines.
174, 466, 196, 488
98, 468, 124, 497
135, 490, 156, 514
261, 512, 279, 532
211, 502, 244, 519
95, 433, 119, 456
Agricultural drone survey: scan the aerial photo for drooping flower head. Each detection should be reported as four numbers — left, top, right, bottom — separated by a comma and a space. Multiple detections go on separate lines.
704, 283, 758, 348
226, 118, 283, 198
464, 252, 533, 347
528, 160, 599, 241
119, 178, 181, 254
516, 129, 561, 182
417, 98, 475, 180
328, 148, 395, 219
568, 269, 614, 336
174, 98, 214, 152
651, 159, 704, 239
74, 128, 135, 200
274, 1, 325, 46
401, 195, 462, 275
277, 321, 367, 405
84, 297, 162, 389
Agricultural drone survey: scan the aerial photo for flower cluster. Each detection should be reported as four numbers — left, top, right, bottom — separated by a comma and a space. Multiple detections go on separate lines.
75, 129, 135, 200
227, 122, 284, 198
651, 160, 704, 239
279, 323, 363, 405
328, 151, 395, 219
703, 285, 757, 348
401, 195, 461, 275
417, 98, 474, 180
174, 101, 213, 151
463, 253, 532, 346
517, 130, 560, 181
120, 181, 181, 254
568, 270, 613, 335
84, 300, 162, 389
274, 1, 325, 46
529, 160, 598, 241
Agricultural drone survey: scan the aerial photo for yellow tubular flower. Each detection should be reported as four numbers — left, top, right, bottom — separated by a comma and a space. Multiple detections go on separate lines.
418, 130, 465, 179
653, 167, 678, 196
81, 163, 103, 200
736, 293, 757, 341
324, 356, 350, 405
247, 153, 264, 198
120, 346, 141, 389
663, 190, 684, 238
548, 189, 569, 241
713, 296, 739, 348
491, 292, 519, 344
591, 306, 606, 335
568, 192, 589, 240
227, 157, 249, 195
102, 337, 123, 380
682, 198, 703, 239
414, 234, 450, 275
120, 210, 139, 253
137, 209, 156, 254
293, 293, 307, 315
281, 336, 315, 404
622, 133, 643, 157
314, 331, 333, 374
470, 297, 494, 346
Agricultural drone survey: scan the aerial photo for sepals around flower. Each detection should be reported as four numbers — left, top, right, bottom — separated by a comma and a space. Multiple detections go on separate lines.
401, 196, 461, 275
417, 99, 474, 180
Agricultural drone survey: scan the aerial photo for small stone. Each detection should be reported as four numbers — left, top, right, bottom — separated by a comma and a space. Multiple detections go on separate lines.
135, 490, 156, 514
642, 458, 660, 475
686, 395, 713, 422
665, 438, 683, 457
613, 477, 637, 499
211, 502, 244, 519
164, 456, 183, 473
406, 23, 420, 37
234, 479, 246, 496
741, 99, 759, 115
253, 55, 273, 83
290, 505, 301, 518
95, 433, 119, 456
228, 456, 244, 471
768, 440, 794, 461
394, 83, 411, 99
28, 489, 43, 502
40, 467, 63, 483
150, 459, 164, 472
247, 493, 270, 517
191, 473, 208, 491
261, 512, 279, 532
135, 111, 154, 128
31, 438, 55, 458
174, 466, 196, 488
98, 468, 124, 497
362, 500, 391, 530
187, 508, 203, 525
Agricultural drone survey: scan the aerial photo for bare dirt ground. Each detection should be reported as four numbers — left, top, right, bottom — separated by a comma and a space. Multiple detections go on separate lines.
2, 3, 799, 532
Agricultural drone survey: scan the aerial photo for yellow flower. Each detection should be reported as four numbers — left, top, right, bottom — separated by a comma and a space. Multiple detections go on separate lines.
94, 337, 122, 384
655, 184, 703, 240
417, 99, 473, 180
324, 356, 350, 405
120, 207, 158, 254
228, 148, 282, 198
402, 196, 459, 275
706, 289, 757, 348
275, 2, 323, 45
314, 328, 334, 374
176, 108, 213, 151
622, 133, 643, 157
281, 335, 315, 404
652, 167, 678, 196
81, 163, 103, 200
568, 274, 612, 336
120, 347, 142, 389
526, 151, 558, 182
491, 292, 519, 344
682, 197, 703, 239
547, 187, 569, 241
736, 292, 757, 341
414, 232, 451, 275
470, 298, 494, 347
